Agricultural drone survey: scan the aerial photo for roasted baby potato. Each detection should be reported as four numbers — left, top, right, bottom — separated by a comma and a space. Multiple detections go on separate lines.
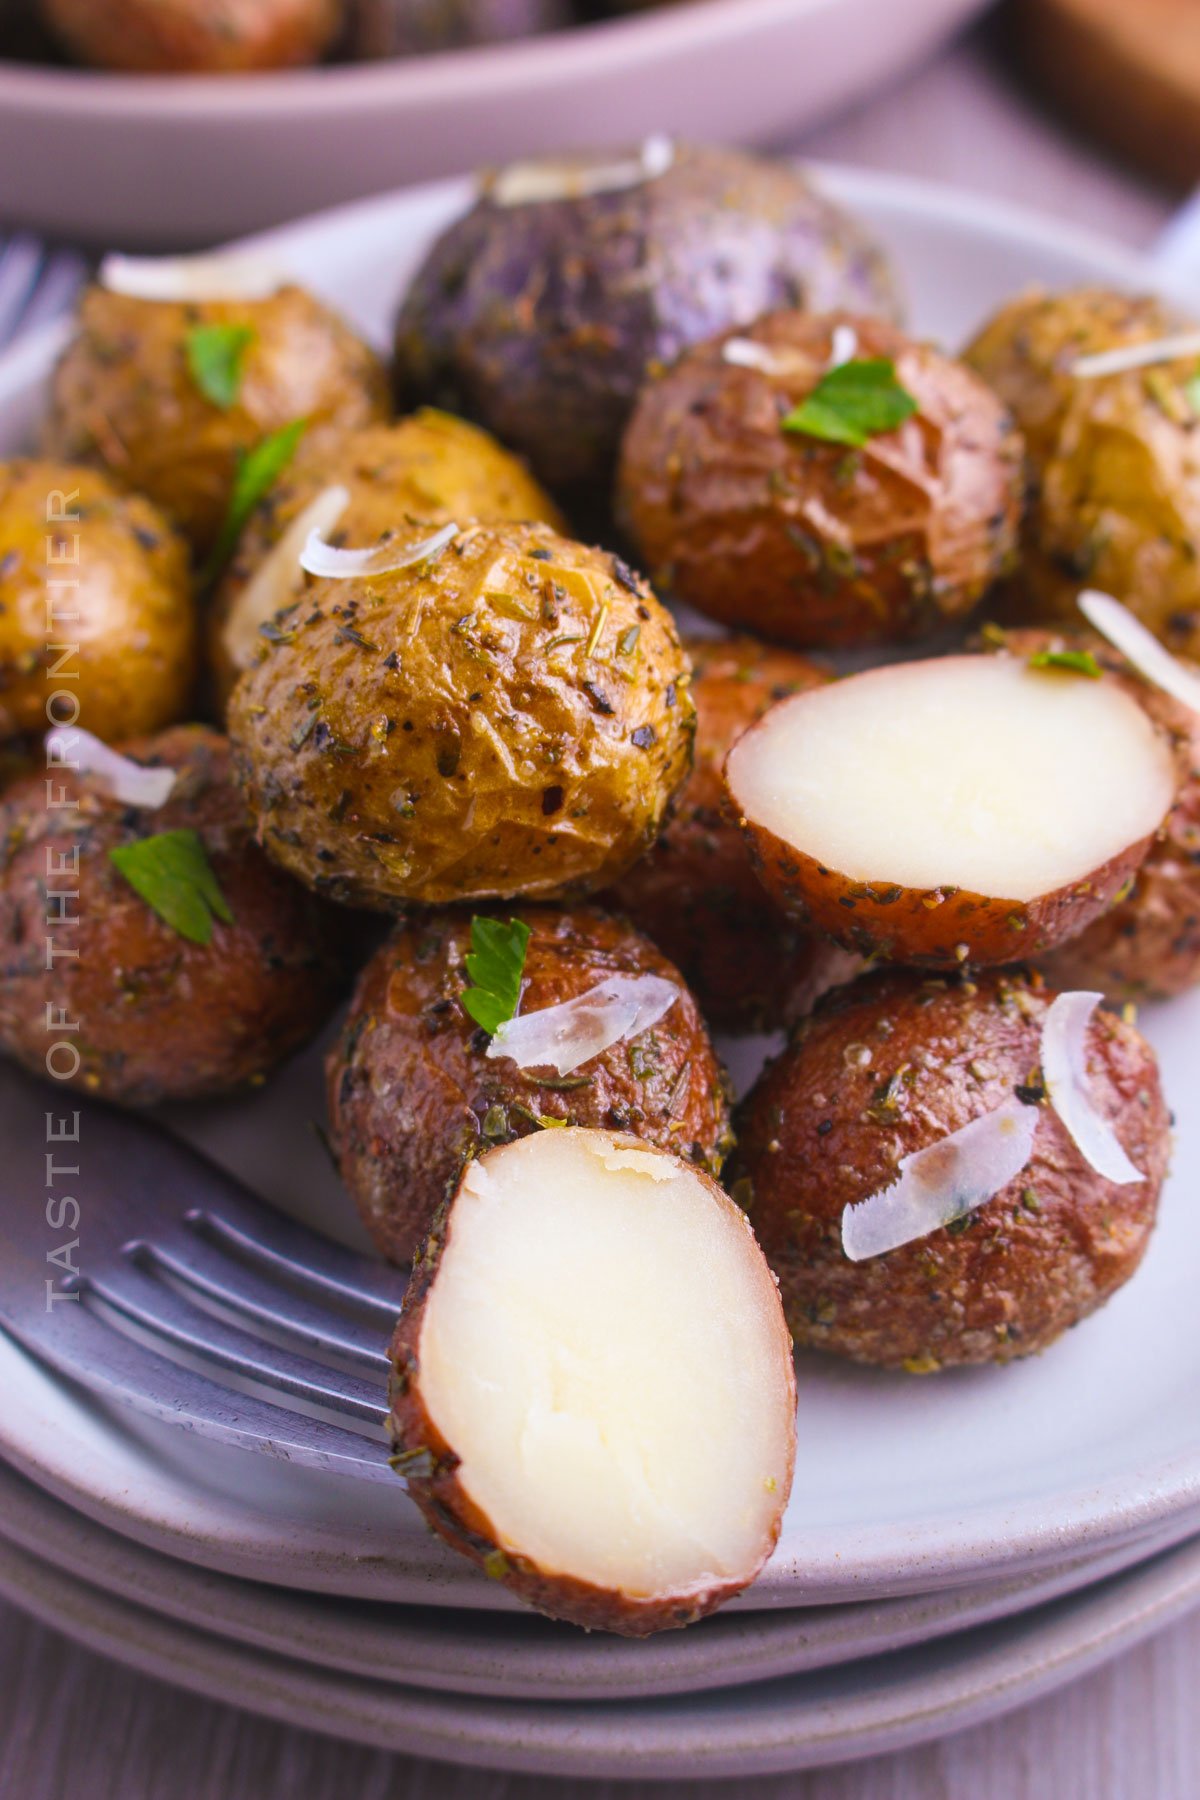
209, 410, 565, 706
605, 633, 857, 1032
617, 311, 1023, 650
394, 142, 901, 507
0, 726, 343, 1104
388, 1126, 796, 1634
45, 281, 389, 554
326, 905, 734, 1263
734, 968, 1170, 1370
39, 0, 342, 71
963, 287, 1200, 661
229, 520, 694, 908
0, 460, 195, 744
350, 0, 567, 54
726, 651, 1178, 967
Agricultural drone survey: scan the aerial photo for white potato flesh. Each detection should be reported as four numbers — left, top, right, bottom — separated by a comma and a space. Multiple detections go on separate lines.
417, 1129, 794, 1602
727, 654, 1176, 901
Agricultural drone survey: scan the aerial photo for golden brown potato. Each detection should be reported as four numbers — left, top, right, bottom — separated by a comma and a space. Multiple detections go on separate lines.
733, 968, 1170, 1371
327, 905, 733, 1263
726, 652, 1178, 967
0, 725, 344, 1104
39, 0, 342, 72
208, 410, 566, 707
616, 311, 1023, 650
605, 634, 858, 1032
229, 520, 695, 909
963, 287, 1200, 661
45, 282, 389, 554
387, 1127, 796, 1635
0, 460, 195, 744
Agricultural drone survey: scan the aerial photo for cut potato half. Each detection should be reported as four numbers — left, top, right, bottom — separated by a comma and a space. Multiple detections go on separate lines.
387, 1128, 796, 1636
727, 654, 1177, 966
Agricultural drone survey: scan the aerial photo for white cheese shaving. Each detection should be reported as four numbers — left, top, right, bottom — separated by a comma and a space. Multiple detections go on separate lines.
829, 323, 859, 368
1078, 589, 1200, 716
299, 519, 458, 580
489, 136, 674, 207
223, 485, 349, 671
44, 727, 176, 808
1041, 991, 1144, 1185
99, 252, 285, 303
1068, 330, 1200, 380
840, 1097, 1038, 1262
722, 337, 812, 378
487, 974, 680, 1077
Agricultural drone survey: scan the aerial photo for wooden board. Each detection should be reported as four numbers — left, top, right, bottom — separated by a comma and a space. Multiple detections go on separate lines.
1015, 0, 1200, 189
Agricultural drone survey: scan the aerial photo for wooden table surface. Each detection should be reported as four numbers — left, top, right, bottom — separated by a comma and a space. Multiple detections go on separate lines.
3, 18, 1198, 1799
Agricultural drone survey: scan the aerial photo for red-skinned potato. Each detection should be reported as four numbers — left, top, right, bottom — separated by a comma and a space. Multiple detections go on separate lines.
326, 905, 733, 1263
726, 652, 1178, 967
733, 968, 1170, 1371
605, 634, 858, 1032
387, 1127, 796, 1635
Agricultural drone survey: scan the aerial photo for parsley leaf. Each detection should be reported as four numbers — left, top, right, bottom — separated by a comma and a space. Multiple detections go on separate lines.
782, 357, 918, 449
186, 323, 255, 410
461, 916, 531, 1036
109, 829, 233, 946
1028, 648, 1102, 679
201, 416, 307, 586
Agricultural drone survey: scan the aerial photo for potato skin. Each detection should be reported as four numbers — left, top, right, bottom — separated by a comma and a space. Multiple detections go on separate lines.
350, 0, 567, 54
45, 284, 390, 553
963, 287, 1200, 662
209, 410, 566, 706
40, 0, 342, 71
0, 460, 196, 744
386, 1132, 792, 1636
327, 905, 733, 1263
617, 311, 1023, 650
229, 521, 695, 908
605, 634, 858, 1032
394, 143, 900, 506
733, 968, 1169, 1371
0, 726, 344, 1104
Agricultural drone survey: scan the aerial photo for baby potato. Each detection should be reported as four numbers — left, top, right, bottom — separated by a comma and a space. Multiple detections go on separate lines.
228, 520, 694, 908
326, 905, 733, 1264
394, 142, 900, 509
209, 410, 566, 706
0, 726, 344, 1105
605, 634, 858, 1033
0, 460, 195, 744
617, 311, 1024, 650
45, 282, 390, 554
963, 287, 1200, 661
40, 0, 342, 72
733, 968, 1170, 1371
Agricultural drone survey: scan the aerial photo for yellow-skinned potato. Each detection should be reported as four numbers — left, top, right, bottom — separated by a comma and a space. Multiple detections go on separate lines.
0, 460, 195, 744
963, 287, 1200, 661
229, 520, 694, 908
39, 0, 342, 71
45, 283, 389, 554
209, 411, 566, 707
726, 652, 1177, 967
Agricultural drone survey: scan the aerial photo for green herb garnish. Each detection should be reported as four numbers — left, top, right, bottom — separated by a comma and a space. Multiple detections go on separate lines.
109, 829, 233, 946
461, 916, 531, 1036
186, 323, 255, 410
201, 416, 307, 585
1028, 648, 1102, 679
1186, 363, 1200, 416
782, 357, 918, 449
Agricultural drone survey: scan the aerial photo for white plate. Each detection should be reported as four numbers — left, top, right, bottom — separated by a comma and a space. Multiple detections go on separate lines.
3, 1525, 1200, 1777
1, 166, 1199, 1615
1, 1454, 1195, 1702
0, 0, 990, 246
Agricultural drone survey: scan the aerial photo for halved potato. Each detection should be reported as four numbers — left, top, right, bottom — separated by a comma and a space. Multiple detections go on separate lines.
387, 1127, 796, 1636
726, 653, 1177, 966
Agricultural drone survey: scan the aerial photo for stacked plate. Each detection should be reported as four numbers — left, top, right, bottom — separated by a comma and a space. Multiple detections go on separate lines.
1, 166, 1199, 1779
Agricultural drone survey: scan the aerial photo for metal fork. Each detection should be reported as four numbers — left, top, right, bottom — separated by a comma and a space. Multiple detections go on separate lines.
0, 1064, 407, 1480
0, 233, 87, 352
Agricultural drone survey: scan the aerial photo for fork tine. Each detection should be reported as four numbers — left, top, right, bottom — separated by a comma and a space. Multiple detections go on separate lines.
0, 235, 47, 347
86, 1258, 389, 1427
185, 1205, 407, 1323
17, 248, 87, 336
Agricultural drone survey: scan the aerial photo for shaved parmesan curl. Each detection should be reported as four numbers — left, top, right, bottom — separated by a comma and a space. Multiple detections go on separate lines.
488, 974, 679, 1076
1041, 991, 1144, 1185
